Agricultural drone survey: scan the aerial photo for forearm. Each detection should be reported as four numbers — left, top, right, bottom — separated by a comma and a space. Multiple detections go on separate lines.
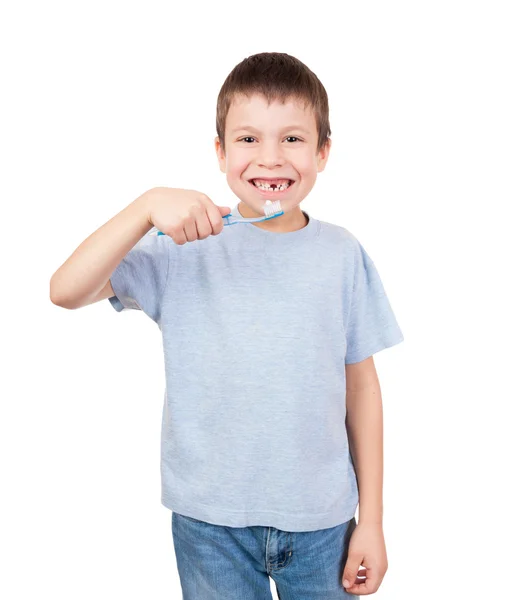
345, 380, 384, 525
50, 189, 155, 308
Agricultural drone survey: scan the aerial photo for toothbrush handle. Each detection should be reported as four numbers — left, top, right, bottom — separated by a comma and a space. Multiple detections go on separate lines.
151, 210, 283, 235
153, 213, 234, 236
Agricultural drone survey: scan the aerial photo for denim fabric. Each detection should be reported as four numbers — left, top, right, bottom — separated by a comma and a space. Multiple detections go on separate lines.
171, 511, 359, 599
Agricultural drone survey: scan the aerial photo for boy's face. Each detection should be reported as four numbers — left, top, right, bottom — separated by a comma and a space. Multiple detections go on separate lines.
215, 93, 330, 224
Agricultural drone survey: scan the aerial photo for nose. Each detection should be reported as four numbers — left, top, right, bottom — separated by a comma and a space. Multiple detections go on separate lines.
256, 140, 285, 169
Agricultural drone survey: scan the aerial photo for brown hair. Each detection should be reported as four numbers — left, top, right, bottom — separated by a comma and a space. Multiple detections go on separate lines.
216, 52, 331, 155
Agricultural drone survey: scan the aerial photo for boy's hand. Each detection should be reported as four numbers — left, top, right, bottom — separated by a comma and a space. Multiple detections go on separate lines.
146, 187, 231, 245
342, 522, 388, 595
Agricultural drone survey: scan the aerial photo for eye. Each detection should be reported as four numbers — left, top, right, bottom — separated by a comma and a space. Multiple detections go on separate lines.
238, 136, 303, 143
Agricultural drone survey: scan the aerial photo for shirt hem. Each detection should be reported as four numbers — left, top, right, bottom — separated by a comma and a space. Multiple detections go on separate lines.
161, 493, 358, 532
345, 332, 404, 364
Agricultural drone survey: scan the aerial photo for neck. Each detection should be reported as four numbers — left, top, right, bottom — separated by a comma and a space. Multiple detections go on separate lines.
237, 201, 309, 233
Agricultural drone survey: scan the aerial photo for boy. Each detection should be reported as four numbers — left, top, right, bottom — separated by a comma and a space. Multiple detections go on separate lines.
50, 52, 404, 598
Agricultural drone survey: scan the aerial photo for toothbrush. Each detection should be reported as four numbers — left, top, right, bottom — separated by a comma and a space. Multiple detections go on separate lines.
149, 200, 283, 236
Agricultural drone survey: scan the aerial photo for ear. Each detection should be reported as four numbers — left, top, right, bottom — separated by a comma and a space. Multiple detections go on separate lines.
215, 137, 226, 173
316, 138, 331, 173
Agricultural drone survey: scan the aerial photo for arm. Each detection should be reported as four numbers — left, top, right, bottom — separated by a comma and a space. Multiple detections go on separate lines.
49, 189, 155, 309
342, 355, 389, 593
345, 355, 383, 525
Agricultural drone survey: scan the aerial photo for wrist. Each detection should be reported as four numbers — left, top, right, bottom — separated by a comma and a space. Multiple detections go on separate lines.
135, 187, 159, 226
358, 504, 383, 525
358, 519, 383, 526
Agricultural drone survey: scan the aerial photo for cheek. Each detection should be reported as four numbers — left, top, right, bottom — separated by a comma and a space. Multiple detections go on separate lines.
297, 156, 320, 177
225, 165, 245, 188
226, 155, 249, 177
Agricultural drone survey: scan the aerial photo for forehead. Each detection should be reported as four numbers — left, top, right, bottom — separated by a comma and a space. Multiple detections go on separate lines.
226, 93, 315, 132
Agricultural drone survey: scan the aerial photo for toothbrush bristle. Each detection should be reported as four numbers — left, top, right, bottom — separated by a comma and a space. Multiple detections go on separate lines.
263, 200, 282, 217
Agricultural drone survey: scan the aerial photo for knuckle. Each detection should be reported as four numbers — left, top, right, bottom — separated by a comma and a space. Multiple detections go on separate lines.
211, 209, 225, 230
198, 226, 213, 240
169, 227, 185, 245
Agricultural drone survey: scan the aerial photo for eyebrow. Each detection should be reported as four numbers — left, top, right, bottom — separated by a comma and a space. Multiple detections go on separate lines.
231, 125, 311, 135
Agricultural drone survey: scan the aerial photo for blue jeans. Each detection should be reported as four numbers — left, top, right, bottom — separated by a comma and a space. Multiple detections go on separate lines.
172, 511, 359, 599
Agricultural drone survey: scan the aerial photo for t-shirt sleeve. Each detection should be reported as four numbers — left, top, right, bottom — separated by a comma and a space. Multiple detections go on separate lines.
108, 230, 171, 324
344, 239, 404, 364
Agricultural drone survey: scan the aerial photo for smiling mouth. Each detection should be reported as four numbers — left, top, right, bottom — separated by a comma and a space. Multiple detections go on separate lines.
248, 179, 295, 190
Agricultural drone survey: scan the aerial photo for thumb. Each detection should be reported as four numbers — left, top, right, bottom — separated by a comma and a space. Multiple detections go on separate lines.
342, 554, 361, 588
218, 206, 232, 215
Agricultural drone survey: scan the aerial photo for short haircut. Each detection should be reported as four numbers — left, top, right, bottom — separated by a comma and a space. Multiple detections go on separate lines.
216, 52, 331, 154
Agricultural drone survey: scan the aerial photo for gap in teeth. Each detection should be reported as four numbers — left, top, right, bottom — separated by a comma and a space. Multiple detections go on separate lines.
252, 179, 291, 191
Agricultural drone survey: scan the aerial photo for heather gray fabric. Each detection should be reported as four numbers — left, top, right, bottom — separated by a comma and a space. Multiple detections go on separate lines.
109, 204, 404, 531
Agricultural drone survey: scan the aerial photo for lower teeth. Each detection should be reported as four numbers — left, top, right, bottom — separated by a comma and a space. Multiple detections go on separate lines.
252, 182, 291, 191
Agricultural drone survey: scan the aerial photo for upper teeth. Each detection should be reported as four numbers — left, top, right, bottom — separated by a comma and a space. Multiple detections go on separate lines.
252, 179, 291, 191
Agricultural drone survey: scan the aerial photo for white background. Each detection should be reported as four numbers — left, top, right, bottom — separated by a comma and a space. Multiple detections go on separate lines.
2, 0, 508, 598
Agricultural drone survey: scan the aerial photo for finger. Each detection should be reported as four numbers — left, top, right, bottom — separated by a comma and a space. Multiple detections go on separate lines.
342, 555, 363, 589
206, 205, 227, 236
346, 568, 378, 595
183, 216, 199, 243
202, 196, 231, 235
344, 579, 377, 595
195, 205, 213, 240
168, 225, 187, 246
345, 581, 368, 595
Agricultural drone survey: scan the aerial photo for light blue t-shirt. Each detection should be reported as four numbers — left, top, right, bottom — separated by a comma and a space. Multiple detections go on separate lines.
109, 203, 404, 532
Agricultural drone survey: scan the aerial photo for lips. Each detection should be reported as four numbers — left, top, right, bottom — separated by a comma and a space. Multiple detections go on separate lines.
247, 178, 295, 197
248, 179, 295, 191
249, 178, 294, 185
